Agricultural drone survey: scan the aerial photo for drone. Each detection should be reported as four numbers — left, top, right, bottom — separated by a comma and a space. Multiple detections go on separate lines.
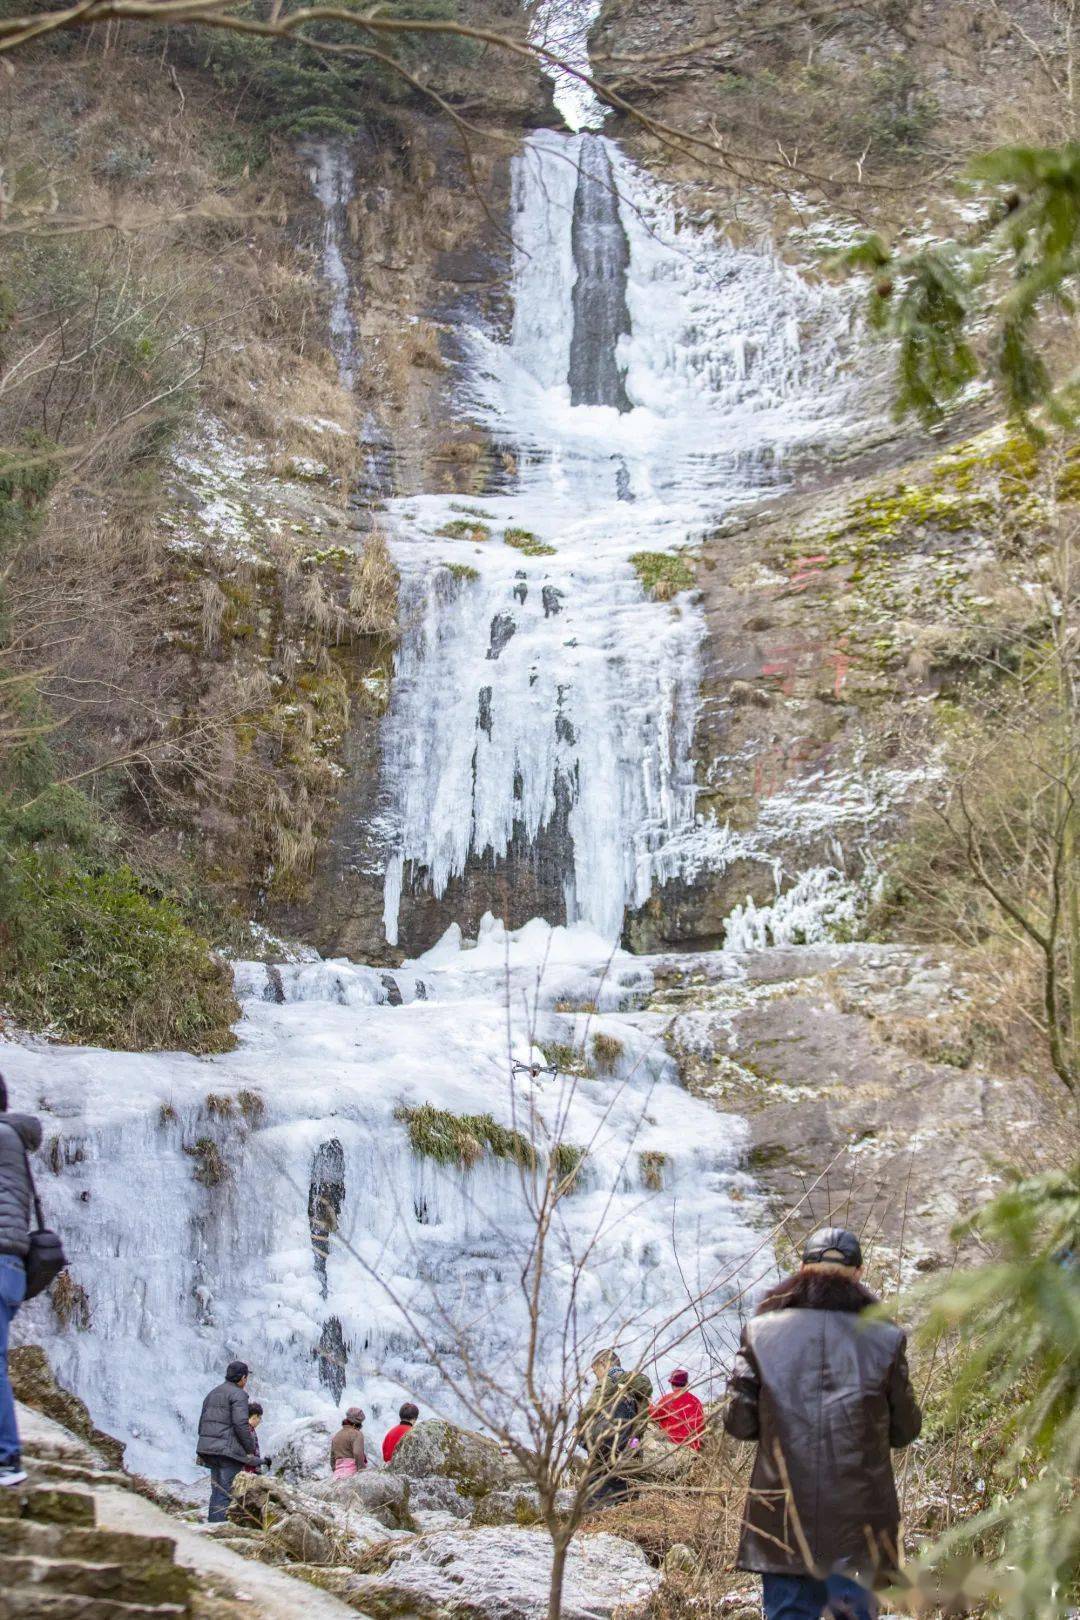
511, 1058, 560, 1084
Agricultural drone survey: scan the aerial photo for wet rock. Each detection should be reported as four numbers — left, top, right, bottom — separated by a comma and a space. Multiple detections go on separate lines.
487, 611, 516, 660
729, 679, 773, 708
387, 1418, 513, 1495
348, 1526, 659, 1620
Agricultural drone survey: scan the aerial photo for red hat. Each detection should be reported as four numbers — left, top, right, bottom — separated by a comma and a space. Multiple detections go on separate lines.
670, 1369, 689, 1387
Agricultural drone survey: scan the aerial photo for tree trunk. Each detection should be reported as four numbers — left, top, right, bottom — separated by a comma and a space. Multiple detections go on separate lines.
547, 1530, 570, 1620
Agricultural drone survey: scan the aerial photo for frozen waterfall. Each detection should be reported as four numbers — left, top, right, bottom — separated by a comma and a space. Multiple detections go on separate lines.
569, 135, 632, 411
379, 130, 863, 945
6, 124, 868, 1483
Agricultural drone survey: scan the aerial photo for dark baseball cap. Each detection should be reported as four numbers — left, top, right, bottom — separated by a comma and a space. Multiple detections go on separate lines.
802, 1227, 862, 1268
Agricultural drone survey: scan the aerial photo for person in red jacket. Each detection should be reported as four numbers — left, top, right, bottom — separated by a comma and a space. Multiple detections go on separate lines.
651, 1369, 705, 1450
382, 1401, 419, 1463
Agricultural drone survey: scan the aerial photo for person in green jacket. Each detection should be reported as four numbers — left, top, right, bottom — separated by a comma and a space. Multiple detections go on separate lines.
577, 1348, 652, 1506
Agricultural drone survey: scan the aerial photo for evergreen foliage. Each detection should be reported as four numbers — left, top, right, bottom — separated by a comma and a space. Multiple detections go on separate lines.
852, 143, 1080, 429
909, 1166, 1080, 1618
168, 0, 474, 137
0, 787, 239, 1052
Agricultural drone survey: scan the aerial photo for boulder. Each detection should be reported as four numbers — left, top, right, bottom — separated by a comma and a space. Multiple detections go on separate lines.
662, 1542, 699, 1575
273, 1512, 334, 1566
635, 1429, 696, 1483
228, 1466, 390, 1557
346, 1526, 659, 1620
388, 1418, 512, 1496
405, 1474, 472, 1519
471, 1487, 574, 1528
309, 1470, 412, 1529
270, 1415, 335, 1483
412, 1508, 464, 1532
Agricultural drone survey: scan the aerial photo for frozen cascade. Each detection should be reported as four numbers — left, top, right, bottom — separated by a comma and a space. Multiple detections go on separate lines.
6, 122, 874, 1484
8, 923, 761, 1476
306, 141, 359, 388
380, 130, 867, 944
569, 135, 632, 411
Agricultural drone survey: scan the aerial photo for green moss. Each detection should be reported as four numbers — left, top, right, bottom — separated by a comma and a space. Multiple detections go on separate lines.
630, 550, 696, 600
444, 561, 479, 582
639, 1149, 668, 1191
395, 1103, 537, 1170
437, 518, 491, 542
746, 1142, 790, 1171
0, 791, 239, 1053
504, 528, 555, 556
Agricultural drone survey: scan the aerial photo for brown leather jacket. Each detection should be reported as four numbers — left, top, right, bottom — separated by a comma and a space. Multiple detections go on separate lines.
724, 1271, 921, 1581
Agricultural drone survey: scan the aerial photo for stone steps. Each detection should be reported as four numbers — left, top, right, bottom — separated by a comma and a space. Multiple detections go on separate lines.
0, 1553, 191, 1604
0, 1593, 187, 1620
26, 1456, 132, 1489
0, 1474, 192, 1620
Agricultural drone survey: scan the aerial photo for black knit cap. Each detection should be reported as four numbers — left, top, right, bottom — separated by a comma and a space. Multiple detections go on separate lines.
226, 1360, 250, 1383
802, 1227, 862, 1268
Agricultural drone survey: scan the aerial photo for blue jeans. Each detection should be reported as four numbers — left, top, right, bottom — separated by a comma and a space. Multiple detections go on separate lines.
0, 1254, 27, 1468
207, 1456, 243, 1522
762, 1573, 879, 1620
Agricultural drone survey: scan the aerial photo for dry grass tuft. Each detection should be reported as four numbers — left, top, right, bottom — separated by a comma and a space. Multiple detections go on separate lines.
348, 531, 399, 638
51, 1271, 92, 1332
593, 1031, 624, 1072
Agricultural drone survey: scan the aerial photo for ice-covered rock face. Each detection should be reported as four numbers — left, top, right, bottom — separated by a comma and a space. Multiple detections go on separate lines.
8, 919, 761, 1479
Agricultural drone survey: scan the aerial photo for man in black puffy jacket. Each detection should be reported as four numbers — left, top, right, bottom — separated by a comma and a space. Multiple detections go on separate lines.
196, 1360, 257, 1521
0, 1072, 42, 1489
724, 1227, 922, 1620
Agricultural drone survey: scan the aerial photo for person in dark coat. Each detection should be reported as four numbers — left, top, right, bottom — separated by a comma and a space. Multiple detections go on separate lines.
577, 1349, 649, 1508
196, 1361, 257, 1521
0, 1073, 41, 1488
725, 1228, 922, 1620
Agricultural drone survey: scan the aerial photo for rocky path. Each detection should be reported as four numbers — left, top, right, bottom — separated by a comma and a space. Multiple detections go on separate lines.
1, 1405, 359, 1620
95, 1487, 359, 1620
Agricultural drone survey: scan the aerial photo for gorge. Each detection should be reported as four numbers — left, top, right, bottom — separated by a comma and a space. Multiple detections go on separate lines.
2, 1, 1067, 1519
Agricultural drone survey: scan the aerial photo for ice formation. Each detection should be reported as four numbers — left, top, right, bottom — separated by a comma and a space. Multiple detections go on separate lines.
8, 122, 872, 1480
379, 130, 866, 944
7, 922, 761, 1476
